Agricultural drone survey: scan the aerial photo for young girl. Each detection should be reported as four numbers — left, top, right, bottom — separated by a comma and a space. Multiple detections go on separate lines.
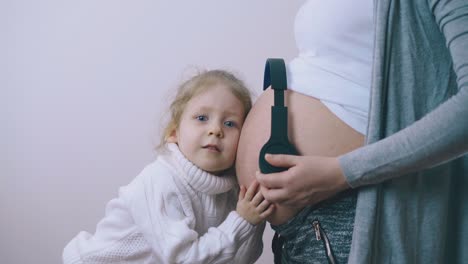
63, 69, 274, 263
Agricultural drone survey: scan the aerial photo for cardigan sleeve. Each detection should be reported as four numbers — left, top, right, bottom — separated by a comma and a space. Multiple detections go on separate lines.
339, 0, 468, 188
130, 173, 256, 264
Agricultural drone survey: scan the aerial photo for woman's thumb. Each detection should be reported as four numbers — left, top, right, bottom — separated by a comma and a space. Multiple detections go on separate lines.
265, 153, 297, 168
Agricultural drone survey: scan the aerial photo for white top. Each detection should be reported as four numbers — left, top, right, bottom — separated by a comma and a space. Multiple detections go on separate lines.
63, 143, 263, 264
287, 0, 374, 134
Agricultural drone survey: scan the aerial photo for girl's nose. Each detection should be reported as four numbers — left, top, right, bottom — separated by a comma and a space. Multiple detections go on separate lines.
208, 124, 223, 138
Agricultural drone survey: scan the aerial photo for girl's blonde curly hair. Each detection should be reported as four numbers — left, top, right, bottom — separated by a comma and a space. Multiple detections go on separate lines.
158, 69, 252, 150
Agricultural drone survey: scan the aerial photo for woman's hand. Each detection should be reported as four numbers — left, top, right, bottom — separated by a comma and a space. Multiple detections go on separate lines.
256, 154, 350, 208
236, 181, 275, 225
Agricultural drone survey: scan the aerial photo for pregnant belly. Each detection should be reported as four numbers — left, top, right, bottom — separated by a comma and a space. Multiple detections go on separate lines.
235, 88, 364, 225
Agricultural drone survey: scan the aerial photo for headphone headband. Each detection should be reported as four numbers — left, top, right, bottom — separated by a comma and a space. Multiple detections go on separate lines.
264, 58, 287, 108
263, 58, 287, 91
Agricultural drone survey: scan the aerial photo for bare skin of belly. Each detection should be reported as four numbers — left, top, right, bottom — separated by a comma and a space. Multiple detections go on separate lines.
235, 88, 364, 225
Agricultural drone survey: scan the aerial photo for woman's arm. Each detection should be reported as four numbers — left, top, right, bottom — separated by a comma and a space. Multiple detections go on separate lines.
340, 0, 468, 187
341, 89, 468, 187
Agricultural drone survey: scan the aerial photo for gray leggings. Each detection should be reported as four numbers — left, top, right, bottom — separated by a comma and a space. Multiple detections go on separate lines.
271, 191, 357, 264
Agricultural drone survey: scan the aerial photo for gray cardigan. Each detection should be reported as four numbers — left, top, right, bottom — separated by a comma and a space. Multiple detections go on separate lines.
339, 0, 468, 263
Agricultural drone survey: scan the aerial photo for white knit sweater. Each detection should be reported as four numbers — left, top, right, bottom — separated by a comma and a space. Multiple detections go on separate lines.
63, 143, 263, 264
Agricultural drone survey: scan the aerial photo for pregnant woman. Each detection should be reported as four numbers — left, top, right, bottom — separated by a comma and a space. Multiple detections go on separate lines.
237, 1, 373, 262
237, 0, 468, 263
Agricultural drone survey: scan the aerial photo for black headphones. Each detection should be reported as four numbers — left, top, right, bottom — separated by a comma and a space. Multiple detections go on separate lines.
258, 58, 298, 173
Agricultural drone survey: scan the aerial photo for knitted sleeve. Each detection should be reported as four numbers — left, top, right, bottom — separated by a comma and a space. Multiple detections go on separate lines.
233, 222, 265, 264
62, 185, 149, 264
130, 171, 256, 264
339, 0, 468, 187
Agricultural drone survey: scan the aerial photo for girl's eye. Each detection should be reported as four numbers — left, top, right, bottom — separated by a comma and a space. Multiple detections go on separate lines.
224, 121, 235, 127
196, 115, 208, 122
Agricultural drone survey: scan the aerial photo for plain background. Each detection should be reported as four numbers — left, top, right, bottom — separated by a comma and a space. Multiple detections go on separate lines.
3, 0, 305, 263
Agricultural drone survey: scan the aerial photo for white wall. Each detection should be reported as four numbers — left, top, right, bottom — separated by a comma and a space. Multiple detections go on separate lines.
3, 1, 304, 263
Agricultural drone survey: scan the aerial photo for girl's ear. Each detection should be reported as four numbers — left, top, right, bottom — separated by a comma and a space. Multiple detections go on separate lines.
166, 129, 178, 143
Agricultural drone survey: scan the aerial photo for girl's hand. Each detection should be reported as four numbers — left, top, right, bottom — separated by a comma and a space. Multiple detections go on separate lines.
256, 154, 350, 208
236, 181, 275, 225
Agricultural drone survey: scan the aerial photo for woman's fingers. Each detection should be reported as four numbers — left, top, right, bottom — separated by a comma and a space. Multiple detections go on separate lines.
265, 153, 298, 168
256, 170, 288, 189
256, 156, 349, 208
259, 185, 288, 204
256, 154, 299, 189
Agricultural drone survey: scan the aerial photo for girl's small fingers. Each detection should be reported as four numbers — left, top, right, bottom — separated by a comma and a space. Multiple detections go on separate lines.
256, 199, 271, 212
238, 185, 246, 200
260, 204, 275, 218
251, 189, 264, 206
244, 180, 259, 200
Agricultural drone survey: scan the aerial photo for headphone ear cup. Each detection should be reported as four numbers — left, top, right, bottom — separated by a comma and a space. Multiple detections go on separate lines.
259, 140, 298, 173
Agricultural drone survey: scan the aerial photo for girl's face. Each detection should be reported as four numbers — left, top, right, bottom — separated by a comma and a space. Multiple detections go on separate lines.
167, 84, 246, 174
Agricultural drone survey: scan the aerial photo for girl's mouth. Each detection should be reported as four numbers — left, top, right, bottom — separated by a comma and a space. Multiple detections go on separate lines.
203, 144, 220, 152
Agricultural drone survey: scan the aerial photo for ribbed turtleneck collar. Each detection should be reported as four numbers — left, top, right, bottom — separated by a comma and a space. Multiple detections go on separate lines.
167, 143, 237, 195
